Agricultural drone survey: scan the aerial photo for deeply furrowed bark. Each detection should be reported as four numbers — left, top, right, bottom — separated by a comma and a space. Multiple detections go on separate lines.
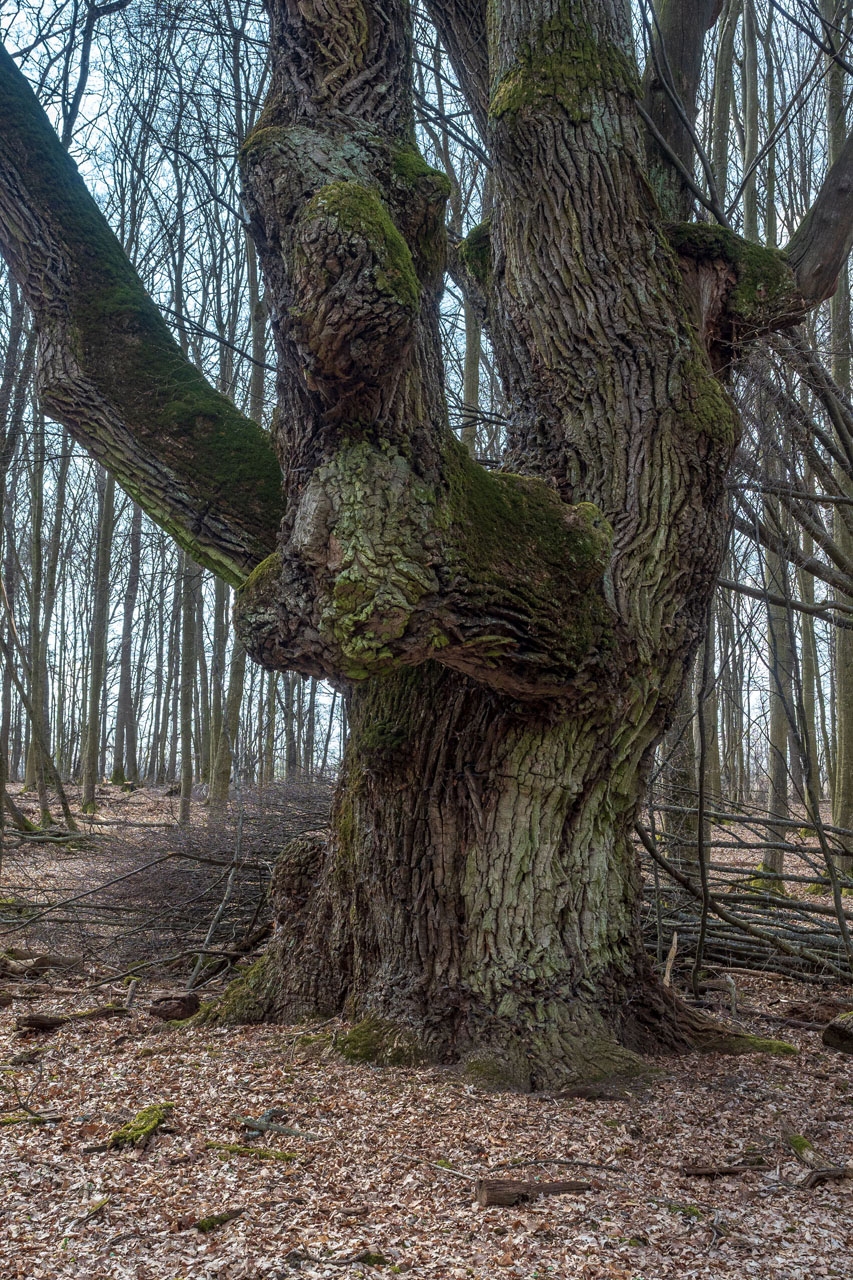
1, 1, 835, 1086
211, 0, 781, 1084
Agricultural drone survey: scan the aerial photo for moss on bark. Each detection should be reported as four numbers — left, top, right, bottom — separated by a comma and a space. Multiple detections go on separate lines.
489, 15, 639, 124
668, 222, 803, 333
0, 45, 281, 584
299, 182, 420, 313
194, 953, 279, 1025
337, 1014, 425, 1066
458, 220, 492, 287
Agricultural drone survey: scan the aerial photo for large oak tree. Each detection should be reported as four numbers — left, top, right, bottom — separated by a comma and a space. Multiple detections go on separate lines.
1, 0, 851, 1087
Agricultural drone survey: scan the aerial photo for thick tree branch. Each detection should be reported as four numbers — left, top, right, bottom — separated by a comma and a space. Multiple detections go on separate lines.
640, 0, 725, 220
787, 128, 853, 305
236, 439, 616, 700
423, 0, 489, 138
668, 224, 807, 369
0, 43, 282, 585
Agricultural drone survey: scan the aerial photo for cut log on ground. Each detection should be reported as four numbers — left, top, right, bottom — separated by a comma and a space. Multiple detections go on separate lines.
681, 1162, 761, 1177
147, 992, 200, 1021
475, 1178, 591, 1207
15, 1004, 130, 1033
822, 1011, 853, 1054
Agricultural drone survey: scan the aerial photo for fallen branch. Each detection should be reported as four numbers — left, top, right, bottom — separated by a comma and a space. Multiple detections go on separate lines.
1, 951, 80, 978
234, 1110, 324, 1142
635, 823, 851, 980
781, 1125, 852, 1187
193, 1208, 245, 1232
108, 1103, 174, 1149
15, 1004, 129, 1033
71, 1196, 111, 1226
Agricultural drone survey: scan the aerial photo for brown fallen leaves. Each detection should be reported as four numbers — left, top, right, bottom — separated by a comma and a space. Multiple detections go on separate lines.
1, 969, 853, 1279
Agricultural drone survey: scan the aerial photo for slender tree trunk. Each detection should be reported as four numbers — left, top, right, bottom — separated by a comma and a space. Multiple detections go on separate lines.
81, 469, 115, 814
112, 500, 142, 784
179, 553, 199, 824
208, 637, 246, 815
660, 678, 699, 873
209, 576, 228, 784
283, 673, 298, 778
195, 574, 211, 783
711, 0, 741, 206
826, 0, 853, 878
460, 301, 481, 457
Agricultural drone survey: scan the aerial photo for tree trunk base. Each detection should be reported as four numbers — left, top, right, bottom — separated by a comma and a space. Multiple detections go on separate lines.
198, 835, 797, 1090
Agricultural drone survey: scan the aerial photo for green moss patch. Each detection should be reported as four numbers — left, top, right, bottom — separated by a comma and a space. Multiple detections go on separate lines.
108, 1103, 173, 1149
0, 46, 281, 585
195, 953, 278, 1026
490, 15, 639, 125
302, 182, 420, 313
391, 145, 452, 199
337, 1014, 425, 1067
705, 1032, 797, 1057
194, 1208, 245, 1232
459, 220, 491, 287
668, 222, 801, 333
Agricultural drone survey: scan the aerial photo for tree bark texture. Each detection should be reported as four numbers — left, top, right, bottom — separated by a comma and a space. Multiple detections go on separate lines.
0, 0, 839, 1086
211, 0, 755, 1085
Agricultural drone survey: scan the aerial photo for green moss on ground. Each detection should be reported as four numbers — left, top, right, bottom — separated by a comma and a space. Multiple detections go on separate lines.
108, 1103, 173, 1148
745, 863, 788, 896
193, 953, 278, 1026
706, 1032, 797, 1056
337, 1014, 425, 1067
462, 1056, 532, 1091
785, 1133, 812, 1155
195, 1209, 244, 1232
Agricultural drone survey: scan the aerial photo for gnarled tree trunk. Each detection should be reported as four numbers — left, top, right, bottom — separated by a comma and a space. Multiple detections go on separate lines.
1, 1, 850, 1087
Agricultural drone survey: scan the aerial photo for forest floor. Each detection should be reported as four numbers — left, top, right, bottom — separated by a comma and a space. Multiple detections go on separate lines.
1, 787, 852, 1279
